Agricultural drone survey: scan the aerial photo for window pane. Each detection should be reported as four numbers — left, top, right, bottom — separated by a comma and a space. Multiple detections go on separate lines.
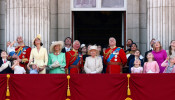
74, 0, 96, 8
102, 0, 124, 8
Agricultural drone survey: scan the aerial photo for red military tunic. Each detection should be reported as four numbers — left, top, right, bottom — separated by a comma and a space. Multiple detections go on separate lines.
103, 46, 127, 74
65, 50, 83, 74
15, 46, 31, 69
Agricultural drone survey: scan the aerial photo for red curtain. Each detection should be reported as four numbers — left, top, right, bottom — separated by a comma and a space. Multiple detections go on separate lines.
0, 74, 175, 100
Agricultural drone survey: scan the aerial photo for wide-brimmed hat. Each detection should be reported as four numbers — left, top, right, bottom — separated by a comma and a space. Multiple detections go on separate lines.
33, 34, 41, 45
88, 45, 99, 55
50, 41, 64, 53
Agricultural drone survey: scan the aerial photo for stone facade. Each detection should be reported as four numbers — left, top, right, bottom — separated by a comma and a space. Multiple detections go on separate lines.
0, 0, 173, 55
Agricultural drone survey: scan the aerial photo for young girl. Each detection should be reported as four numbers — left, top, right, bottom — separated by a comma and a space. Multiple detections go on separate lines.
143, 52, 160, 73
12, 60, 26, 74
131, 59, 143, 73
161, 55, 175, 73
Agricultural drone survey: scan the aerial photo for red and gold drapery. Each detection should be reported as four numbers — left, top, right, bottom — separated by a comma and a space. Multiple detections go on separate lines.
0, 74, 175, 100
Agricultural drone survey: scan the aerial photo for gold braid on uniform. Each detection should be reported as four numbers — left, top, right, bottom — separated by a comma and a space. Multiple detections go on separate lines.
104, 49, 112, 60
69, 52, 78, 63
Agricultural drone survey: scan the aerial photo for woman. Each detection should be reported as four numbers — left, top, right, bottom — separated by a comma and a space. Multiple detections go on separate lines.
30, 34, 48, 74
127, 43, 144, 66
48, 41, 66, 74
167, 40, 175, 56
152, 40, 167, 73
84, 45, 103, 74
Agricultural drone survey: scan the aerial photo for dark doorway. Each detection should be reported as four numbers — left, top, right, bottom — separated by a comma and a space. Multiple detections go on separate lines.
73, 11, 124, 48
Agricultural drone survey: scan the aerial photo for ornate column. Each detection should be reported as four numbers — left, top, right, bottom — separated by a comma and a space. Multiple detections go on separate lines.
5, 0, 50, 49
147, 0, 175, 50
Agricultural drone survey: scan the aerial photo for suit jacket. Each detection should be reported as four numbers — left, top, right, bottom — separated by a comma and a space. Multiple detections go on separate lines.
61, 48, 66, 53
144, 49, 152, 62
0, 59, 13, 74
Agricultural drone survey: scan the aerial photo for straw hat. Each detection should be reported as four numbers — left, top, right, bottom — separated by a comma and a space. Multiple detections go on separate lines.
33, 34, 41, 45
50, 41, 64, 53
88, 45, 99, 55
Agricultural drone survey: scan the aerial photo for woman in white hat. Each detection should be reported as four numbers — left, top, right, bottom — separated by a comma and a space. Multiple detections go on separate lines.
48, 41, 66, 74
29, 34, 48, 74
84, 45, 103, 74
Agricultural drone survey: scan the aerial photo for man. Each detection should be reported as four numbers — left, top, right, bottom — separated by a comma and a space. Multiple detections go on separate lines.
103, 37, 127, 74
62, 37, 72, 53
65, 40, 83, 74
15, 36, 31, 69
125, 39, 133, 54
144, 38, 155, 62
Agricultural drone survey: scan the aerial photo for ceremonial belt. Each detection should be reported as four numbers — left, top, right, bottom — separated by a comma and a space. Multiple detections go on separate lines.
107, 62, 123, 66
70, 65, 79, 68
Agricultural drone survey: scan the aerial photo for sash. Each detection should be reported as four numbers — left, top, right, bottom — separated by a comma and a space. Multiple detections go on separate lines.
69, 53, 81, 73
17, 46, 29, 56
107, 48, 121, 63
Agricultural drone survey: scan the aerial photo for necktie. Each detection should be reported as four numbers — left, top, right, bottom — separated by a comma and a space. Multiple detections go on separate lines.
4, 60, 6, 63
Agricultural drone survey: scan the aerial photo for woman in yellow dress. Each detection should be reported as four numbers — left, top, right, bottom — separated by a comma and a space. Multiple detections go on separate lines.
29, 34, 48, 74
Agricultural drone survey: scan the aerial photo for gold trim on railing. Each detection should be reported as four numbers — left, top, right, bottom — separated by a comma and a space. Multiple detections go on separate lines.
6, 74, 10, 100
125, 74, 132, 100
66, 75, 71, 100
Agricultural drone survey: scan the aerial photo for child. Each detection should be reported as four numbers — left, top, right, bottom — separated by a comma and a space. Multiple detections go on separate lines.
161, 55, 175, 73
129, 50, 144, 73
27, 60, 39, 74
143, 52, 160, 73
7, 41, 16, 57
131, 59, 143, 73
12, 60, 26, 74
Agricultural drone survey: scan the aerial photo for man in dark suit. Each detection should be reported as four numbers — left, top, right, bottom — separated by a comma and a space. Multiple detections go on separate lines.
144, 38, 155, 62
62, 37, 72, 53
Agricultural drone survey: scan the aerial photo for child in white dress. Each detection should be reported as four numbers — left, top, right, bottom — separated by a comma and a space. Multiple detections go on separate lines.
131, 59, 143, 73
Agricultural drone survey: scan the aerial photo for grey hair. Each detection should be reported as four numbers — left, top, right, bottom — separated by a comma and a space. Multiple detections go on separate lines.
109, 37, 116, 42
73, 40, 80, 45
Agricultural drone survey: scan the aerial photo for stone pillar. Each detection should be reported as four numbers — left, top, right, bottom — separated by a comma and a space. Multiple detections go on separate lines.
58, 0, 71, 41
6, 0, 50, 49
50, 0, 58, 44
147, 0, 175, 50
127, 0, 140, 47
0, 0, 6, 50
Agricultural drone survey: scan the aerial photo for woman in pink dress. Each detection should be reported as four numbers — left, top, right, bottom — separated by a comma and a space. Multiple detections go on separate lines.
152, 40, 167, 73
143, 52, 160, 73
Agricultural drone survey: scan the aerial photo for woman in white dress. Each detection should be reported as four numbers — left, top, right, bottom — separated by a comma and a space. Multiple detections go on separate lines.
84, 45, 103, 74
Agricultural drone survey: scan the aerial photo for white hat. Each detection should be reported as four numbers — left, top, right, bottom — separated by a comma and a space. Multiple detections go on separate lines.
81, 44, 86, 48
88, 45, 99, 55
50, 41, 64, 53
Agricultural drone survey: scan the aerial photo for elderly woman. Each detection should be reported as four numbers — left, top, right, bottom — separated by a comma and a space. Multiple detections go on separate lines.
152, 40, 167, 73
29, 34, 48, 74
84, 45, 103, 74
48, 41, 66, 74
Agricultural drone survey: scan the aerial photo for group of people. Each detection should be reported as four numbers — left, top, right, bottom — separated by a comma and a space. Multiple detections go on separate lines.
0, 34, 175, 74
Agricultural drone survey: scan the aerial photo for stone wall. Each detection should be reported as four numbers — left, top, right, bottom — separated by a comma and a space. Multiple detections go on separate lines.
0, 0, 5, 50
147, 0, 175, 50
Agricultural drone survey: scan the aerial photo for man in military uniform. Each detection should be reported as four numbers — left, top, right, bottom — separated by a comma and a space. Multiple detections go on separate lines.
65, 40, 83, 74
103, 37, 127, 74
15, 36, 31, 69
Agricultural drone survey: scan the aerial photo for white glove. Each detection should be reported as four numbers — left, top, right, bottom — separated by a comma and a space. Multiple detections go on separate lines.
90, 71, 97, 74
51, 61, 60, 68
